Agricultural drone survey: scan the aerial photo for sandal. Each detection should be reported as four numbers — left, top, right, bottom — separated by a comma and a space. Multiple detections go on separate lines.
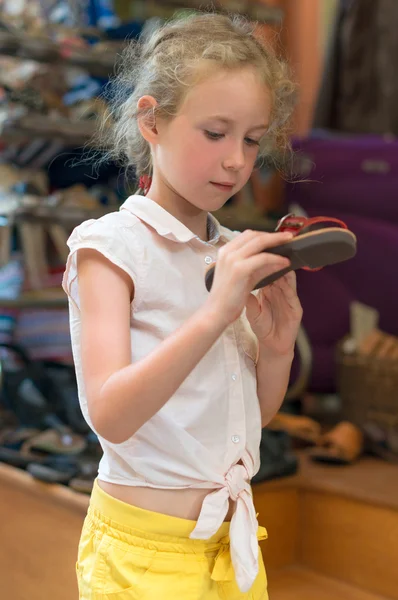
27, 455, 79, 484
252, 429, 298, 484
22, 428, 87, 456
0, 425, 86, 468
363, 422, 398, 463
205, 214, 357, 291
28, 435, 101, 487
67, 434, 101, 493
309, 421, 364, 465
267, 412, 321, 445
0, 427, 46, 468
68, 459, 99, 494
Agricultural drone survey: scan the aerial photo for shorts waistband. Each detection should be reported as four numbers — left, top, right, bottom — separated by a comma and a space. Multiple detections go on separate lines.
88, 479, 231, 548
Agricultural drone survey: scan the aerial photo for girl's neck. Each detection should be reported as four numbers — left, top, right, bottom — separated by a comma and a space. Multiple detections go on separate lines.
146, 178, 209, 242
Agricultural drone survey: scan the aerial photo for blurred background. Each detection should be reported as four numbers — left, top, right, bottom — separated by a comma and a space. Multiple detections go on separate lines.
0, 1, 397, 599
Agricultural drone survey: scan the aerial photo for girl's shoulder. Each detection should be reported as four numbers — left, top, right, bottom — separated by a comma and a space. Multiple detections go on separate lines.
63, 209, 147, 309
66, 207, 149, 256
65, 208, 147, 276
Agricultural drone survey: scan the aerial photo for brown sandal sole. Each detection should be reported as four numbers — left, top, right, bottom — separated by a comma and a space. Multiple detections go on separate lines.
205, 228, 357, 292
309, 421, 364, 465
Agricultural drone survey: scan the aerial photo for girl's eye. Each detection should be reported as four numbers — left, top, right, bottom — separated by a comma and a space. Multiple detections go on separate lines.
204, 130, 224, 141
204, 131, 260, 146
245, 138, 260, 147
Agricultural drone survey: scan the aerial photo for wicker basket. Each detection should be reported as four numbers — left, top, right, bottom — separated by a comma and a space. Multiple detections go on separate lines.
336, 338, 398, 431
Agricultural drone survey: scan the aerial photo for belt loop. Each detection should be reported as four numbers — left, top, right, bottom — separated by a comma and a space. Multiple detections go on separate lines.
211, 538, 234, 583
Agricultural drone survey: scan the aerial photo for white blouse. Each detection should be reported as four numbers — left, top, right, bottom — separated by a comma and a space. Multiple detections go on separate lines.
63, 195, 263, 592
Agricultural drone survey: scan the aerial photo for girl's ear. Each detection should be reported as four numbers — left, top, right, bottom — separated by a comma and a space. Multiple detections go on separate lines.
137, 96, 158, 143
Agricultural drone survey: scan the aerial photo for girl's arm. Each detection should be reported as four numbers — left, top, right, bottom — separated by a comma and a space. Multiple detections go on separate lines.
255, 346, 295, 427
78, 249, 227, 444
78, 230, 291, 444
245, 271, 302, 427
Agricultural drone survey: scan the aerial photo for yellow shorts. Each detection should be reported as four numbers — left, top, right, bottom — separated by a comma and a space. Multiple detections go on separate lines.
76, 480, 268, 599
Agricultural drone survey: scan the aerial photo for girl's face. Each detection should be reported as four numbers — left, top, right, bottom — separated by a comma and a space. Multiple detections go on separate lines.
154, 66, 272, 212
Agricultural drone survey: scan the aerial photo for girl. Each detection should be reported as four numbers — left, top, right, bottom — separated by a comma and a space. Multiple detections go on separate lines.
63, 12, 301, 600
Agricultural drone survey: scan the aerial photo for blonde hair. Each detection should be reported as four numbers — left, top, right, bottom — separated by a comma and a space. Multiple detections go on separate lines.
96, 11, 296, 183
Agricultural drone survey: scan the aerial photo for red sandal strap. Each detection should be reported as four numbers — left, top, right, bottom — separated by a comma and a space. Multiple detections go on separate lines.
275, 214, 349, 272
276, 214, 348, 235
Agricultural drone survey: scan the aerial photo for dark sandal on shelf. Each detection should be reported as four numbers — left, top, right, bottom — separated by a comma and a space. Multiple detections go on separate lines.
68, 459, 99, 494
0, 427, 46, 468
363, 422, 398, 463
22, 427, 87, 457
252, 429, 298, 484
205, 214, 357, 291
27, 455, 79, 484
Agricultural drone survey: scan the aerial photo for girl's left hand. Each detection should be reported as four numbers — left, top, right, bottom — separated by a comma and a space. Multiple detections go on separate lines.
245, 271, 303, 357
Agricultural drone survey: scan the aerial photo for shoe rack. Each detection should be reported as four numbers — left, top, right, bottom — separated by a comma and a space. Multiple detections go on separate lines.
0, 3, 288, 310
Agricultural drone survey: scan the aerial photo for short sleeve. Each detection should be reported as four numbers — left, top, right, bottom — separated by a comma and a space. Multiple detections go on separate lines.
62, 216, 144, 311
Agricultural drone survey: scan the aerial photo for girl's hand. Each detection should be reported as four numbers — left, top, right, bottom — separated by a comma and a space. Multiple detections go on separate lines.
245, 271, 303, 357
205, 230, 294, 328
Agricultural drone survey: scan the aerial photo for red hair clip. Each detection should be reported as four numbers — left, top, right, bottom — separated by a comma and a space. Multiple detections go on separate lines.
139, 174, 152, 195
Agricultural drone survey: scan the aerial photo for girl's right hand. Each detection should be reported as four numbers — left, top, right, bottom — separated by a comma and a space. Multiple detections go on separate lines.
204, 229, 293, 327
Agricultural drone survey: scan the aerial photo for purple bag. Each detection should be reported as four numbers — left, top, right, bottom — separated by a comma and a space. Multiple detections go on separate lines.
286, 133, 398, 392
289, 134, 398, 222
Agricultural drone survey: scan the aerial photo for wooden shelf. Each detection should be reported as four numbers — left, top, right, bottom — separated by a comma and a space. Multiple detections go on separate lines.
254, 452, 398, 513
0, 288, 67, 309
0, 462, 89, 513
11, 204, 111, 225
0, 31, 119, 77
269, 567, 388, 600
297, 452, 398, 513
0, 113, 96, 145
0, 463, 86, 600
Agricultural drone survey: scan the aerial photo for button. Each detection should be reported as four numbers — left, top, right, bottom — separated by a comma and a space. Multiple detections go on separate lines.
231, 435, 240, 444
231, 374, 237, 381
204, 256, 213, 265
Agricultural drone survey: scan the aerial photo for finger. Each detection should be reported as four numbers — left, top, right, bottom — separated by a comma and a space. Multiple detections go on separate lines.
273, 274, 302, 310
222, 229, 265, 251
236, 231, 294, 259
245, 291, 261, 321
242, 253, 290, 287
277, 271, 297, 295
289, 271, 297, 292
273, 279, 298, 304
225, 229, 293, 255
207, 251, 287, 288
